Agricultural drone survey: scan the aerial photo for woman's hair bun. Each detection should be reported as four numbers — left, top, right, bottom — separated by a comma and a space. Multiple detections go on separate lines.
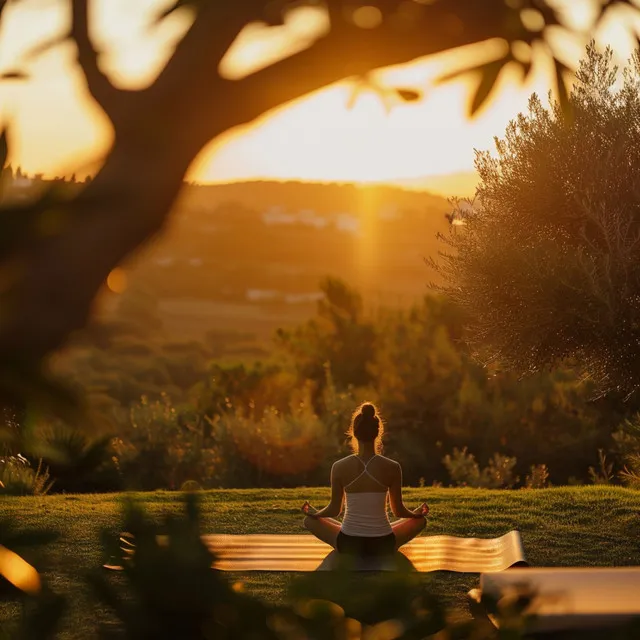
361, 403, 376, 419
351, 402, 380, 443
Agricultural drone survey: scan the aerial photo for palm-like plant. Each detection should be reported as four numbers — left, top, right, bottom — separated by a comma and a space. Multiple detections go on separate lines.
40, 426, 119, 493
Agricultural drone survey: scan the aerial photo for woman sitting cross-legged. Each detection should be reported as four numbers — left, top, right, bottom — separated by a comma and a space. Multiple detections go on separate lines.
302, 402, 428, 557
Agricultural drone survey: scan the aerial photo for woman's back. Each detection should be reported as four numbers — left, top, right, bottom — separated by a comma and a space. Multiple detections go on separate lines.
338, 454, 394, 537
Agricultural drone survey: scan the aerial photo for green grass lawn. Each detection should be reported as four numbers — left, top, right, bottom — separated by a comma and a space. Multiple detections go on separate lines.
1, 486, 639, 638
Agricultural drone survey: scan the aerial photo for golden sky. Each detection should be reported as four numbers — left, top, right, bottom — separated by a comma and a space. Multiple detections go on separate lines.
0, 0, 634, 197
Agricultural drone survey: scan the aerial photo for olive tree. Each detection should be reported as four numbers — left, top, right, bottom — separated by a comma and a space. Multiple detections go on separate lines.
432, 43, 640, 398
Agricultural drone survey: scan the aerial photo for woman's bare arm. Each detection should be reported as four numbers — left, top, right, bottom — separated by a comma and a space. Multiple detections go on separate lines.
388, 462, 424, 518
306, 463, 343, 518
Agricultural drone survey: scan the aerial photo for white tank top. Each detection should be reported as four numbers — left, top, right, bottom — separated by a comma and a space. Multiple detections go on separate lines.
341, 455, 393, 537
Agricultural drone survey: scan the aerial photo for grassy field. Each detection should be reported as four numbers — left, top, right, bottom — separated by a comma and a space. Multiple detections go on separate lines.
1, 486, 639, 638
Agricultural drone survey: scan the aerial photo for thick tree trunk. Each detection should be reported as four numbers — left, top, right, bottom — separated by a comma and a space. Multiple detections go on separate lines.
0, 131, 203, 362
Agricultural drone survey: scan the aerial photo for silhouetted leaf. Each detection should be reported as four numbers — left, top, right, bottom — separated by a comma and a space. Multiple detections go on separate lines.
156, 0, 202, 21
0, 70, 27, 80
435, 55, 509, 105
554, 59, 574, 123
470, 58, 509, 116
434, 67, 468, 86
0, 129, 8, 171
396, 88, 421, 102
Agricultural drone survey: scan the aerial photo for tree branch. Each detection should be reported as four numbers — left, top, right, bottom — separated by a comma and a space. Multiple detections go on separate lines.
71, 0, 125, 120
202, 0, 509, 139
152, 0, 264, 104
0, 137, 199, 363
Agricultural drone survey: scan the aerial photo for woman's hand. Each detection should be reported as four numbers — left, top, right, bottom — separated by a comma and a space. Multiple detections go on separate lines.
412, 503, 429, 518
302, 501, 318, 517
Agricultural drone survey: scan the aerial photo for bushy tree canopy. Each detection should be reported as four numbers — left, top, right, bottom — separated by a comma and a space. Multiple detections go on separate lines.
433, 44, 640, 397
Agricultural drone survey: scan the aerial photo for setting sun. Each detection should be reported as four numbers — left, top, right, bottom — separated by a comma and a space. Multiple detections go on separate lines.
0, 0, 629, 194
0, 0, 628, 197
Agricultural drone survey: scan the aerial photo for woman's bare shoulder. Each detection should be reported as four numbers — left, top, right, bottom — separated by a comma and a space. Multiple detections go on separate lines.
332, 455, 356, 468
376, 455, 401, 469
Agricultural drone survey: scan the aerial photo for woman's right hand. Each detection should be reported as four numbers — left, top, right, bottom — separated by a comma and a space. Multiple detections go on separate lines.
302, 501, 318, 516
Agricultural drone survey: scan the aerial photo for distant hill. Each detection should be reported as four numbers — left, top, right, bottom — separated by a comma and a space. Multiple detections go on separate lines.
109, 180, 454, 339
393, 171, 479, 198
181, 180, 450, 216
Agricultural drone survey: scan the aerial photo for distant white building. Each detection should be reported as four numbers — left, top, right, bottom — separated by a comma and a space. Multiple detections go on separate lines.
335, 214, 360, 234
246, 289, 279, 302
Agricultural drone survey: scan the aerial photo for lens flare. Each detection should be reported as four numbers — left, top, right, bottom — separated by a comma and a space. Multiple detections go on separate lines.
107, 268, 128, 294
0, 545, 41, 594
352, 6, 383, 29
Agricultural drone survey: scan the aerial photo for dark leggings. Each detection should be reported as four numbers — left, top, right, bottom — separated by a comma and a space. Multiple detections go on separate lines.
336, 531, 396, 557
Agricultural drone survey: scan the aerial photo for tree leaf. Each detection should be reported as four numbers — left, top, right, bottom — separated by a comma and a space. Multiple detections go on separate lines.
396, 88, 422, 102
469, 58, 509, 117
157, 1, 182, 20
0, 129, 8, 172
156, 0, 202, 22
554, 59, 574, 123
434, 67, 467, 86
0, 70, 27, 80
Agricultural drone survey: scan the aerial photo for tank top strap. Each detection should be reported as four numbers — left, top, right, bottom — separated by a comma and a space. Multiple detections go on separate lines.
344, 455, 366, 489
364, 455, 387, 489
358, 453, 378, 471
344, 454, 387, 490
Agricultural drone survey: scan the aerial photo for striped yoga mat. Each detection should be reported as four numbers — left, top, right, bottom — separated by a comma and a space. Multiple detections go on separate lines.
109, 530, 526, 573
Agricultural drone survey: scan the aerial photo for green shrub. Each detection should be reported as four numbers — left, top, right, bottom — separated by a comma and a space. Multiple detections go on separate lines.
443, 448, 518, 489
39, 426, 121, 493
112, 394, 220, 490
612, 414, 640, 488
277, 277, 376, 392
211, 397, 334, 487
0, 455, 53, 496
524, 464, 550, 489
588, 449, 615, 485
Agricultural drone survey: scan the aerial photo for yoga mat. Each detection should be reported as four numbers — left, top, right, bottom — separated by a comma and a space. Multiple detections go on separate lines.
107, 530, 525, 573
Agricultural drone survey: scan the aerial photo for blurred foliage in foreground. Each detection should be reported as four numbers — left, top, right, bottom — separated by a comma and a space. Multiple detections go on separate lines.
3, 494, 639, 639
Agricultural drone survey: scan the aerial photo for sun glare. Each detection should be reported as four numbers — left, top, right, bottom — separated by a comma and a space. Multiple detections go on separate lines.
0, 0, 633, 193
0, 545, 41, 595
